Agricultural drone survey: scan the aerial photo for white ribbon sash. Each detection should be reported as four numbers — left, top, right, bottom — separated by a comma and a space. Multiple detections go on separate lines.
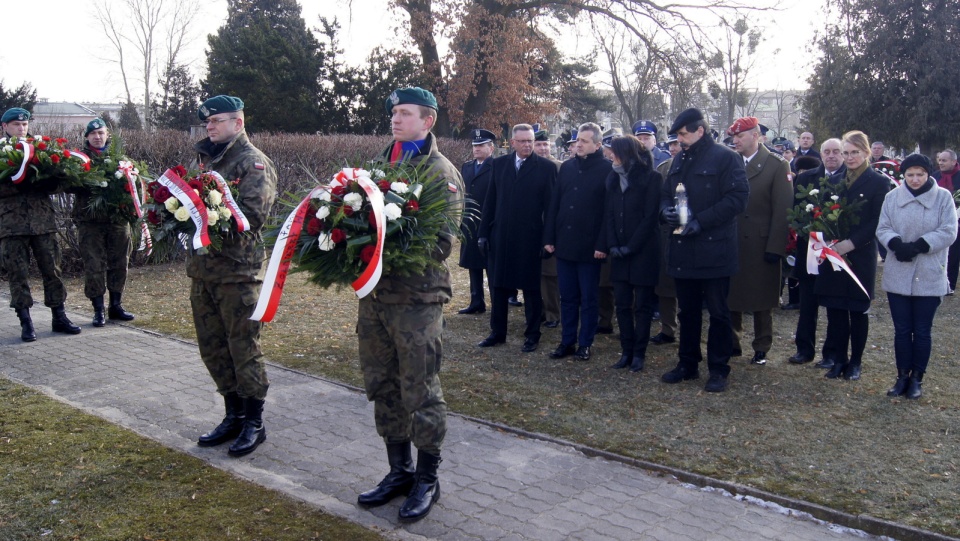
157, 168, 210, 250
806, 232, 870, 299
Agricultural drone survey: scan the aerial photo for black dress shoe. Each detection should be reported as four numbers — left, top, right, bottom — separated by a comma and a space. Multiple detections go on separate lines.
574, 346, 591, 360
781, 303, 800, 310
629, 356, 645, 372
611, 354, 631, 369
650, 332, 675, 345
825, 361, 846, 379
661, 364, 699, 383
815, 358, 836, 369
750, 351, 767, 365
842, 363, 862, 380
458, 305, 486, 315
543, 320, 560, 328
549, 343, 576, 359
704, 373, 728, 392
477, 335, 506, 348
788, 353, 813, 364
596, 326, 614, 335
507, 296, 523, 307
521, 339, 539, 353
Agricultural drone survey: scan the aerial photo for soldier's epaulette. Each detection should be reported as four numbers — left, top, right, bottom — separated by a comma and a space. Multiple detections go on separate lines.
463, 159, 474, 166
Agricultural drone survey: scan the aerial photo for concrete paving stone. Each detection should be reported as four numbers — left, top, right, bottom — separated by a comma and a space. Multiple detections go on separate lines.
600, 504, 662, 530
457, 487, 498, 510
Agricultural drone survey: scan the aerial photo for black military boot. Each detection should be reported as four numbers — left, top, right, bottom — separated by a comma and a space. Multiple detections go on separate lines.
905, 371, 924, 400
228, 397, 266, 457
15, 308, 36, 342
198, 393, 245, 447
51, 306, 81, 335
358, 442, 416, 507
398, 450, 442, 523
91, 296, 106, 327
108, 291, 135, 321
886, 369, 910, 397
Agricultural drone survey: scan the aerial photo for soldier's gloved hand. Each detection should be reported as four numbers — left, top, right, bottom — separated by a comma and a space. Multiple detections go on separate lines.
477, 237, 489, 258
661, 207, 680, 227
763, 252, 781, 264
680, 218, 701, 236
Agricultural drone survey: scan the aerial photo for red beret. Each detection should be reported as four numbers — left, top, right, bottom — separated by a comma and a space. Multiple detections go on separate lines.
727, 117, 759, 136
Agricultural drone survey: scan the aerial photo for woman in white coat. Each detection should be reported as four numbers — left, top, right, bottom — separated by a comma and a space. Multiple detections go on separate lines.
876, 153, 958, 399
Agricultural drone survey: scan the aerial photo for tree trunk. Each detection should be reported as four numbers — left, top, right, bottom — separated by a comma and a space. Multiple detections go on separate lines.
398, 0, 451, 135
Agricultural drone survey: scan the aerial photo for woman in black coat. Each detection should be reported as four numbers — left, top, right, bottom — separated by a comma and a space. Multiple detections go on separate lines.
605, 135, 663, 372
815, 130, 890, 380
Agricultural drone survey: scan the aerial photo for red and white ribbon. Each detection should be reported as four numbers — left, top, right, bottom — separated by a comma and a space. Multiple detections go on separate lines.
10, 141, 34, 183
157, 168, 210, 250
806, 232, 870, 299
351, 176, 385, 298
206, 171, 250, 232
64, 149, 91, 164
250, 185, 326, 323
118, 160, 152, 255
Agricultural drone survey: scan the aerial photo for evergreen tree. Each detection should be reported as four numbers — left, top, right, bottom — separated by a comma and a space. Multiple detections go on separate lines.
119, 102, 143, 130
152, 64, 203, 130
204, 0, 328, 133
0, 80, 37, 113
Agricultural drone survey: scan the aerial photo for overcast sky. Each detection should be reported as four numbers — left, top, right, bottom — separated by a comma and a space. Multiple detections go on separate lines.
0, 0, 822, 105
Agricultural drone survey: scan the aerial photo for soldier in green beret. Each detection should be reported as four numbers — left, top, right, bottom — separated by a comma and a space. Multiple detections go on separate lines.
357, 87, 464, 523
72, 119, 136, 326
1, 107, 82, 341
190, 95, 277, 458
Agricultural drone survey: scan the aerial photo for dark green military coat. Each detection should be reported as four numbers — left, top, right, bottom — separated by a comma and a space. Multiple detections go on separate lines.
0, 134, 58, 239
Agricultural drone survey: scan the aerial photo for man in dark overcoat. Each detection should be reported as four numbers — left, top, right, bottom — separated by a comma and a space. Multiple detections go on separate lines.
659, 108, 749, 393
726, 117, 793, 365
477, 124, 556, 352
457, 128, 497, 314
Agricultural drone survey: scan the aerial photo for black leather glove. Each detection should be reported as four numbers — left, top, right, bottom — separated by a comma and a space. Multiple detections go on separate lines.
477, 237, 489, 258
661, 207, 680, 227
763, 252, 781, 264
680, 218, 701, 236
540, 248, 554, 259
609, 247, 623, 258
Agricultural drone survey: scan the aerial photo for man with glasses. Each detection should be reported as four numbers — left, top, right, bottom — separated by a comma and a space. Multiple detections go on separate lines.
477, 124, 556, 352
190, 95, 277, 458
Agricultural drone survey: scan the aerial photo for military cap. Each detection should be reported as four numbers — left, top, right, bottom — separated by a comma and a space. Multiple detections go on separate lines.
531, 123, 541, 133
385, 87, 438, 113
602, 135, 615, 148
722, 136, 736, 148
471, 128, 496, 145
198, 95, 244, 121
85, 118, 107, 137
759, 124, 770, 136
666, 133, 678, 144
668, 108, 704, 135
900, 153, 934, 176
534, 129, 550, 142
727, 116, 759, 136
794, 156, 821, 172
567, 129, 579, 143
632, 120, 657, 136
2, 107, 30, 123
781, 140, 796, 152
771, 136, 787, 147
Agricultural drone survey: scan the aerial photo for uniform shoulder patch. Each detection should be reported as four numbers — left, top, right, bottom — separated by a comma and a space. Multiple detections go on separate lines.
447, 182, 459, 193
254, 162, 265, 170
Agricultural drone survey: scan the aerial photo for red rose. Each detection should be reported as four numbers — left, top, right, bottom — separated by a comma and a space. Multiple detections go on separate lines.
378, 180, 390, 192
306, 217, 323, 236
342, 206, 354, 216
50, 154, 60, 164
405, 200, 420, 212
55, 138, 67, 145
830, 204, 840, 210
37, 142, 47, 150
330, 228, 346, 243
188, 180, 203, 192
360, 245, 377, 263
42, 136, 50, 142
153, 186, 172, 203
173, 165, 188, 178
331, 185, 347, 197
147, 210, 161, 225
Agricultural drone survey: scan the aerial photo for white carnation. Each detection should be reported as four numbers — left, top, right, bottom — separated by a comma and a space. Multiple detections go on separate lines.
390, 182, 409, 194
315, 206, 330, 220
114, 171, 123, 179
383, 202, 403, 221
809, 189, 819, 196
830, 195, 839, 201
343, 192, 364, 210
805, 203, 814, 212
2, 145, 12, 153
317, 189, 332, 202
164, 197, 180, 212
370, 168, 385, 179
317, 232, 335, 251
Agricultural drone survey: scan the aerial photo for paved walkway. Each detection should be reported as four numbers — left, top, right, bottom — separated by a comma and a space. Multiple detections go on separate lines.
0, 306, 883, 541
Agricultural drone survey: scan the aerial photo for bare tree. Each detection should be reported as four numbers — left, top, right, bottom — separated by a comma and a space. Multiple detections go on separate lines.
94, 2, 134, 104
703, 17, 762, 129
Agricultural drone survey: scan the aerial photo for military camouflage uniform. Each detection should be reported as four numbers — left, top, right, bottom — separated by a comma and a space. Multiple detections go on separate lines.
189, 132, 277, 400
0, 133, 67, 310
72, 140, 133, 300
361, 133, 464, 454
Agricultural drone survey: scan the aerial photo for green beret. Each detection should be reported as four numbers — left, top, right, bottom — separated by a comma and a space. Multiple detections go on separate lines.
385, 87, 438, 114
2, 107, 31, 123
85, 118, 107, 137
534, 130, 550, 142
198, 95, 244, 121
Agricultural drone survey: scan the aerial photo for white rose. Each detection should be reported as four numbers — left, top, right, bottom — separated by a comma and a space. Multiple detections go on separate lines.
317, 232, 335, 251
343, 192, 364, 210
809, 189, 819, 196
164, 197, 180, 212
383, 202, 402, 221
115, 171, 123, 179
207, 190, 223, 206
317, 189, 332, 202
220, 207, 232, 220
830, 195, 839, 201
174, 206, 190, 222
315, 206, 330, 220
390, 182, 409, 194
208, 211, 219, 226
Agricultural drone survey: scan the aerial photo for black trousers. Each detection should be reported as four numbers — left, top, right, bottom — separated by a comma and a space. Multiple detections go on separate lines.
675, 277, 732, 376
466, 268, 487, 309
613, 282, 656, 359
490, 286, 542, 342
824, 307, 869, 367
947, 235, 960, 290
795, 273, 837, 361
